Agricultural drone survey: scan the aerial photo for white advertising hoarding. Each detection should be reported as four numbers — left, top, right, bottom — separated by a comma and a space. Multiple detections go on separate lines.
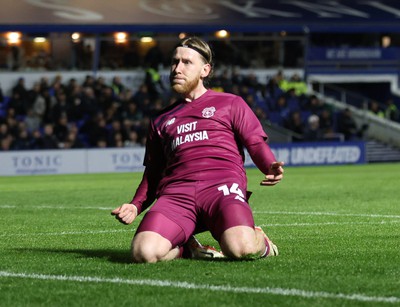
0, 149, 87, 176
0, 142, 365, 176
87, 148, 145, 173
0, 148, 145, 176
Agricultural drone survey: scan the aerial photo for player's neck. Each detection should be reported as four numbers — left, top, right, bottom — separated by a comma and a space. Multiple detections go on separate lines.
183, 86, 208, 103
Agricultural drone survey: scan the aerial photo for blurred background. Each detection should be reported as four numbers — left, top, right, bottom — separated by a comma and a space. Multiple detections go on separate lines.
1, 0, 400, 165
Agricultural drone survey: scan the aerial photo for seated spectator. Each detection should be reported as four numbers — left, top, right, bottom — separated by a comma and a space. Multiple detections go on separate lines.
121, 101, 143, 129
369, 100, 385, 118
11, 129, 32, 150
107, 119, 127, 147
112, 132, 124, 148
319, 108, 334, 134
384, 98, 399, 122
81, 86, 98, 117
111, 76, 125, 96
64, 129, 86, 149
87, 114, 109, 147
287, 73, 308, 97
98, 86, 115, 112
4, 109, 19, 137
32, 90, 46, 123
303, 114, 324, 142
27, 82, 43, 109
8, 91, 27, 117
29, 129, 43, 149
0, 135, 13, 151
124, 130, 141, 147
275, 95, 291, 120
53, 113, 70, 144
304, 95, 324, 114
12, 78, 28, 103
337, 108, 367, 141
40, 123, 59, 149
41, 87, 57, 124
0, 122, 10, 141
265, 74, 284, 101
285, 88, 300, 111
284, 110, 305, 142
51, 90, 70, 122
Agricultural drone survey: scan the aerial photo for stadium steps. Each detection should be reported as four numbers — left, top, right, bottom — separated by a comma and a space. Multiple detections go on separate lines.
366, 140, 400, 162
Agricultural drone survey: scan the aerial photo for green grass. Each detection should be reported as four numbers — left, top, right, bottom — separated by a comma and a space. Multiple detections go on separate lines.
1, 163, 400, 307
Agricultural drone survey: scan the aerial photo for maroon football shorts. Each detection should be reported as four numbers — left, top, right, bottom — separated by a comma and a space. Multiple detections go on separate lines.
135, 178, 255, 247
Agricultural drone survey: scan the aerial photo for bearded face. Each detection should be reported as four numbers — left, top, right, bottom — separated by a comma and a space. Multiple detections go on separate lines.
170, 72, 201, 95
169, 47, 208, 96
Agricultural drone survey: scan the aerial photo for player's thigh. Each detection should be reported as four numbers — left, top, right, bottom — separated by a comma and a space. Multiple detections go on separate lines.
200, 179, 255, 241
135, 210, 187, 248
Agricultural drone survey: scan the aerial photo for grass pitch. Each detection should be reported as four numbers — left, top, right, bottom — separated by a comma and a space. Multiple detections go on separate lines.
0, 163, 399, 306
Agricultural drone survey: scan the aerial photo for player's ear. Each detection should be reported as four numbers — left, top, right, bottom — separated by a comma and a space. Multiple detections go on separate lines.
201, 63, 211, 78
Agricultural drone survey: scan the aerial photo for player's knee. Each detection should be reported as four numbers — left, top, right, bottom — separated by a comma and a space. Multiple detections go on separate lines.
131, 241, 161, 263
221, 241, 259, 259
219, 226, 259, 259
131, 233, 172, 263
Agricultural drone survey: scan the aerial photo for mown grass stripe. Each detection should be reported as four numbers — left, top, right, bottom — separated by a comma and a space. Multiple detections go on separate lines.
1, 220, 398, 238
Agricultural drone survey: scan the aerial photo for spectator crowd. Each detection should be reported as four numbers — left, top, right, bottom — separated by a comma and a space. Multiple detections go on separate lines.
0, 68, 398, 151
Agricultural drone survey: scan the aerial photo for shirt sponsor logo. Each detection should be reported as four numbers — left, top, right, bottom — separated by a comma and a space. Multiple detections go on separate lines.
202, 107, 216, 118
172, 120, 209, 150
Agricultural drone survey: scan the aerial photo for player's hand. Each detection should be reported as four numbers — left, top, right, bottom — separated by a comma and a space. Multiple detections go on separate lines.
111, 203, 138, 225
260, 161, 284, 186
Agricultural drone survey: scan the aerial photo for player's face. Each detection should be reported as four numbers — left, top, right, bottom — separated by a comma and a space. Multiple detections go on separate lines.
169, 47, 209, 95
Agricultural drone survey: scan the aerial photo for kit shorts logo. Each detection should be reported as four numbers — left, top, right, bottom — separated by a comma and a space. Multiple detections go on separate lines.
202, 107, 216, 118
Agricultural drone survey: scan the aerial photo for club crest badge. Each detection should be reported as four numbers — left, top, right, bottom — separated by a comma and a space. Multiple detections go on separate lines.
202, 107, 216, 118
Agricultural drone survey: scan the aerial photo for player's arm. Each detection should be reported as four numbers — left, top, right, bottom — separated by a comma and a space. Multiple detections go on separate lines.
111, 166, 161, 224
111, 121, 163, 224
246, 139, 284, 186
231, 96, 284, 186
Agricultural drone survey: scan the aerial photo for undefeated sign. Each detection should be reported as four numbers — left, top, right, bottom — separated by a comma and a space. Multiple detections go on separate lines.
270, 142, 365, 166
244, 142, 366, 167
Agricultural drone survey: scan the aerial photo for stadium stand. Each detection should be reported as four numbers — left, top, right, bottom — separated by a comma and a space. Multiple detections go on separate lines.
1, 1, 400, 161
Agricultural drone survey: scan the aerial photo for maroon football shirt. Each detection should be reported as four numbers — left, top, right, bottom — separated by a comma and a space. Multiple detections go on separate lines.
131, 90, 276, 213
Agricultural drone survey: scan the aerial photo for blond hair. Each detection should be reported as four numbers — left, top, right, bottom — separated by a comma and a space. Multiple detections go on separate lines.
178, 36, 214, 85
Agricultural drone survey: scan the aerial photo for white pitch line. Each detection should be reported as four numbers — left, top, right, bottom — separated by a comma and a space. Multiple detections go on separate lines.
2, 206, 400, 219
0, 229, 133, 237
254, 211, 400, 219
259, 220, 400, 227
0, 205, 113, 210
0, 271, 398, 304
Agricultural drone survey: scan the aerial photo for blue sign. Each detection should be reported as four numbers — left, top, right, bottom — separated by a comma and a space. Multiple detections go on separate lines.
269, 141, 366, 166
308, 47, 400, 61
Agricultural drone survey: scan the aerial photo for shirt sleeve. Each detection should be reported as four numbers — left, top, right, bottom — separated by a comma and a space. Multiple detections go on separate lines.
246, 140, 276, 174
231, 95, 276, 173
130, 121, 164, 214
130, 167, 161, 214
231, 95, 268, 147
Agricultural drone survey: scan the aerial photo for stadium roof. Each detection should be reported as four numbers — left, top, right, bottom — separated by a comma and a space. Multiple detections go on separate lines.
2, 0, 400, 33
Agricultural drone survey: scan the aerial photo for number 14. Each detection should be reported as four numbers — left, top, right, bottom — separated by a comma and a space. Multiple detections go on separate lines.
217, 183, 245, 202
